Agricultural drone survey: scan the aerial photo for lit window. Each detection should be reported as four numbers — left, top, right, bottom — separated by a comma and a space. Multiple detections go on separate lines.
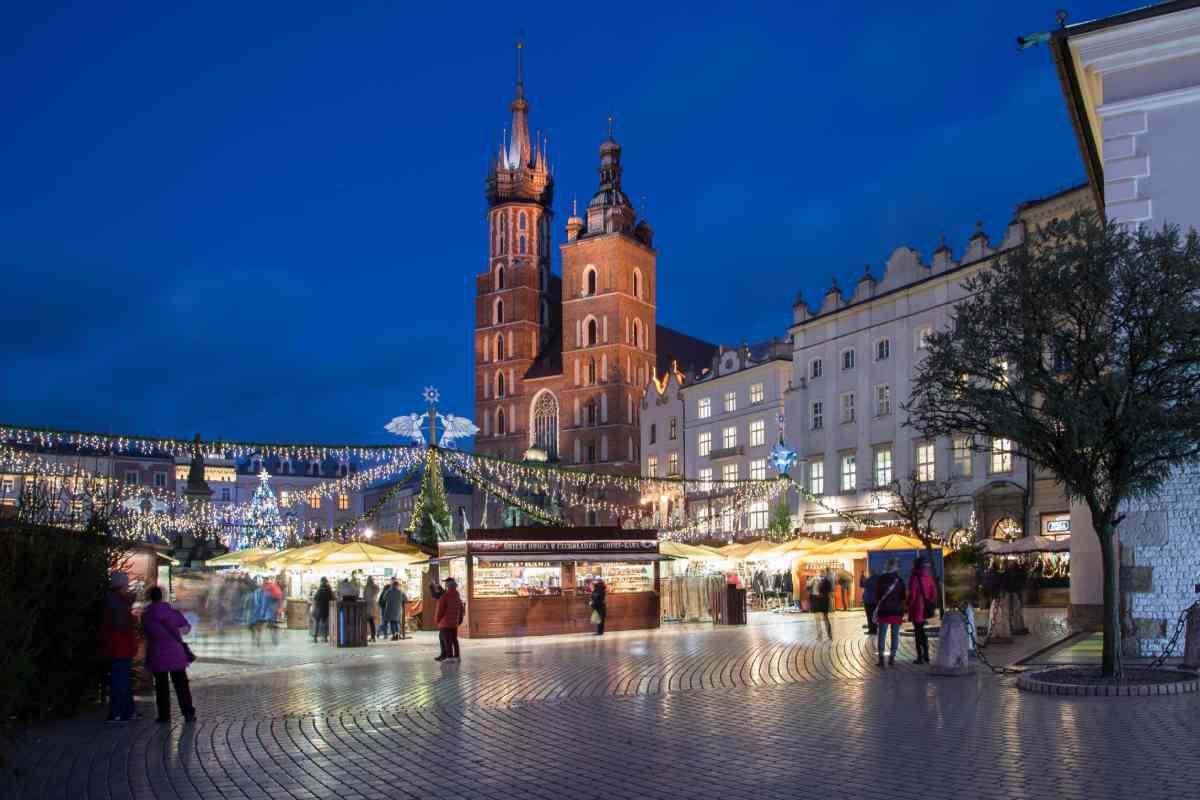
841, 454, 857, 493
840, 392, 856, 424
993, 358, 1009, 389
750, 459, 767, 480
809, 461, 824, 496
990, 438, 1013, 474
669, 418, 678, 440
310, 496, 321, 510
724, 391, 737, 413
698, 431, 712, 457
952, 436, 973, 477
749, 419, 765, 447
722, 426, 737, 449
668, 451, 679, 476
722, 463, 739, 483
750, 382, 764, 404
917, 442, 936, 482
281, 490, 291, 506
810, 358, 823, 379
874, 447, 893, 487
698, 397, 711, 419
876, 338, 890, 361
647, 455, 658, 478
875, 384, 891, 417
338, 493, 349, 511
699, 467, 713, 492
842, 349, 856, 370
811, 401, 823, 430
124, 471, 138, 485
749, 500, 768, 530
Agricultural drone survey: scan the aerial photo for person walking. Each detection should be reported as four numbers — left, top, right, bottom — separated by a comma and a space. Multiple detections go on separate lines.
312, 577, 333, 643
861, 569, 880, 635
875, 558, 907, 667
813, 569, 834, 639
590, 578, 607, 636
337, 575, 359, 601
382, 579, 407, 640
907, 557, 938, 664
363, 576, 380, 643
434, 577, 464, 661
101, 572, 138, 723
141, 586, 196, 724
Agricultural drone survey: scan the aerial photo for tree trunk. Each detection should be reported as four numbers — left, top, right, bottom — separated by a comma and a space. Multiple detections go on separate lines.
1095, 518, 1123, 679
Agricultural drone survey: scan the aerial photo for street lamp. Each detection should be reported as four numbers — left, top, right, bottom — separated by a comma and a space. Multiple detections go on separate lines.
363, 527, 375, 540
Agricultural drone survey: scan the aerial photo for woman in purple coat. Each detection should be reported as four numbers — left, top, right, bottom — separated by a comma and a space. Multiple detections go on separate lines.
142, 586, 196, 723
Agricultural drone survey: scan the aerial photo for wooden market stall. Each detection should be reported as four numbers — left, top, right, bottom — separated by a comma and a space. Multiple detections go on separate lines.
436, 527, 668, 638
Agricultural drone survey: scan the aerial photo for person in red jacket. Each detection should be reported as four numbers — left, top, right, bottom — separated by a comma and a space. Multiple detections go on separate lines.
434, 578, 464, 662
101, 572, 138, 723
906, 557, 938, 665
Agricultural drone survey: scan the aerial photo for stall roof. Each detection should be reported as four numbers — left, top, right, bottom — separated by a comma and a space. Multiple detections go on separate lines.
429, 553, 674, 564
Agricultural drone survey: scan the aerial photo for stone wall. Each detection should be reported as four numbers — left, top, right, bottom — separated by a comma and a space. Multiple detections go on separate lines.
1120, 461, 1200, 656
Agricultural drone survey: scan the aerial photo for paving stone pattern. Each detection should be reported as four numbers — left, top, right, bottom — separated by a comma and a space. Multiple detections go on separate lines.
6, 609, 1196, 800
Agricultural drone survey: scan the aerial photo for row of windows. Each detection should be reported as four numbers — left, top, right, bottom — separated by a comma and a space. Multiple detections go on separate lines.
810, 385, 893, 429
804, 437, 1013, 496
690, 458, 770, 491
580, 265, 644, 300
124, 470, 169, 488
806, 328, 933, 380
491, 209, 550, 258
645, 451, 681, 477
695, 418, 769, 456
695, 382, 767, 419
648, 417, 678, 444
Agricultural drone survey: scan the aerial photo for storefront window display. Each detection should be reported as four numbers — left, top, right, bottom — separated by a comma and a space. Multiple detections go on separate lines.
576, 561, 653, 594
473, 560, 562, 596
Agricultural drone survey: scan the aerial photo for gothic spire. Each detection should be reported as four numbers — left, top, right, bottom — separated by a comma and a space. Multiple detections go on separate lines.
507, 41, 531, 169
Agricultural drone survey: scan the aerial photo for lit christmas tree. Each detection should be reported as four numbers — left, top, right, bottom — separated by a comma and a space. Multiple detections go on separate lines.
242, 470, 290, 549
409, 450, 453, 547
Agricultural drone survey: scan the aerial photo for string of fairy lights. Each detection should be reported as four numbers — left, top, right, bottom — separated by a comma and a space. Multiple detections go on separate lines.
2, 420, 894, 546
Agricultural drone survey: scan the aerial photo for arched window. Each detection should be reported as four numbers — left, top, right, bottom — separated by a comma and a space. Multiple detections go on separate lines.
497, 265, 505, 290
494, 298, 504, 325
492, 215, 498, 256
497, 408, 507, 435
633, 269, 643, 299
633, 319, 643, 350
519, 211, 527, 230
519, 235, 526, 255
584, 266, 597, 296
992, 517, 1022, 541
497, 371, 506, 398
495, 334, 505, 360
587, 318, 598, 346
532, 391, 559, 458
586, 400, 597, 426
588, 359, 597, 385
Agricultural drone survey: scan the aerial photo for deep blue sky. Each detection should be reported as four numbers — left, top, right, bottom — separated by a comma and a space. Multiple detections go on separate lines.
2, 1, 1130, 445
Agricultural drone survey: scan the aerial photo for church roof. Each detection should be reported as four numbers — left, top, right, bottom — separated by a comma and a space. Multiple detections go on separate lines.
655, 324, 718, 376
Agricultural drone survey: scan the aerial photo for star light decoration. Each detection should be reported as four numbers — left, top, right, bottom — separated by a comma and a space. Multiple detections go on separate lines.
771, 441, 797, 476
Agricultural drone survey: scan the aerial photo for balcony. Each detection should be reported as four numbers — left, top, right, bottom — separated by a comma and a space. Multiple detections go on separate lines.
708, 445, 744, 461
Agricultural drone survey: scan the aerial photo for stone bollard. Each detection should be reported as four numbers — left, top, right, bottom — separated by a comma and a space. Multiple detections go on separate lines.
1009, 592, 1030, 635
931, 612, 973, 676
1184, 603, 1200, 670
987, 594, 1013, 644
963, 605, 977, 655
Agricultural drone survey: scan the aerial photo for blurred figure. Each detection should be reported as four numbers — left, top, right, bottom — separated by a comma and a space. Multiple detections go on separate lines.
861, 569, 880, 635
142, 585, 196, 724
814, 569, 834, 639
312, 578, 333, 643
338, 574, 359, 601
101, 572, 137, 723
381, 579, 407, 640
590, 578, 607, 636
363, 576, 380, 642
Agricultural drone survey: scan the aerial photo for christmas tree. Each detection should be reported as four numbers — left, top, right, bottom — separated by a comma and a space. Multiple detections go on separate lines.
409, 449, 453, 547
243, 470, 289, 549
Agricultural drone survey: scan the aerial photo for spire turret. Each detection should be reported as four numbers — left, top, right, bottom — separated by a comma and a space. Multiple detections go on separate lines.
485, 42, 552, 208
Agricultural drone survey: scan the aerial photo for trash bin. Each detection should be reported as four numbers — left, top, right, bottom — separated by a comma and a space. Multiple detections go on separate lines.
335, 599, 367, 647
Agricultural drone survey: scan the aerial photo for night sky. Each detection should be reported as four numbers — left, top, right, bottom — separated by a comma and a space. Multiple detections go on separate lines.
2, 1, 1130, 446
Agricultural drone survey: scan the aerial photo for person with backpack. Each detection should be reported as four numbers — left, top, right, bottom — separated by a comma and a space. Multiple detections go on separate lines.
907, 556, 938, 664
874, 558, 907, 667
142, 585, 196, 724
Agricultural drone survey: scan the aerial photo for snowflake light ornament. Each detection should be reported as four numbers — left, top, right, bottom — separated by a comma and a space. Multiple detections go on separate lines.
770, 441, 798, 476
423, 386, 441, 405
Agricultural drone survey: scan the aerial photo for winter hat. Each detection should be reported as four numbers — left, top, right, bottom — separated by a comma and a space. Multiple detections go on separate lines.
110, 572, 130, 589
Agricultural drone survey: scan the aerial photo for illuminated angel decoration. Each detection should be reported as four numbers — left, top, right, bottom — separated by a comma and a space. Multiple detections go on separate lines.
384, 413, 427, 446
436, 414, 479, 449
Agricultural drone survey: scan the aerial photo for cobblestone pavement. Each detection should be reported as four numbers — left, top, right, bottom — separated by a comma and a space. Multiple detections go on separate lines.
6, 608, 1196, 800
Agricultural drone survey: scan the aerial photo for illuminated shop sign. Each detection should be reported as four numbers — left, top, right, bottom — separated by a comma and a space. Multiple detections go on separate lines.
472, 540, 658, 554
1046, 519, 1071, 533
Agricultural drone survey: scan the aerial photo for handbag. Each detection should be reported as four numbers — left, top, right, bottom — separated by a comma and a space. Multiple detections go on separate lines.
590, 609, 601, 624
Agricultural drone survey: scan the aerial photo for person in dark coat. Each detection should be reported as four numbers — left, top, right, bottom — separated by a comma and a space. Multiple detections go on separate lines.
874, 558, 907, 667
860, 569, 881, 635
381, 579, 407, 640
101, 572, 138, 723
813, 569, 833, 638
142, 586, 196, 723
590, 579, 607, 635
312, 578, 333, 643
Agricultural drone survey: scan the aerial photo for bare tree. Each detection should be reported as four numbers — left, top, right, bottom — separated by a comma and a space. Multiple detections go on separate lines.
906, 213, 1200, 678
872, 469, 967, 556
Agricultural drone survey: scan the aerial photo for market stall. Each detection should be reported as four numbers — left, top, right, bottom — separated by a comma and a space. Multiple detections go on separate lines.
659, 541, 728, 622
435, 527, 669, 638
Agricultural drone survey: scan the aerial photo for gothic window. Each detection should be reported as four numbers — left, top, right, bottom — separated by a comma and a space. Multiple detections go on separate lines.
585, 267, 597, 296
587, 400, 597, 426
633, 269, 643, 300
532, 391, 558, 458
495, 334, 505, 361
497, 371, 506, 398
587, 318, 598, 346
494, 298, 503, 325
497, 265, 505, 290
588, 359, 597, 385
519, 235, 526, 255
497, 408, 507, 436
632, 319, 643, 350
519, 211, 527, 230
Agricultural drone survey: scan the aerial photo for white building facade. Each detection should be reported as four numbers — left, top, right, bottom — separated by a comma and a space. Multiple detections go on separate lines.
1054, 0, 1200, 652
785, 188, 1091, 539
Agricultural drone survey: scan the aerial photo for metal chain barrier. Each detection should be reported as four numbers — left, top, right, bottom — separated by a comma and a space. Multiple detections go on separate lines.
951, 605, 1022, 675
1148, 600, 1196, 670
